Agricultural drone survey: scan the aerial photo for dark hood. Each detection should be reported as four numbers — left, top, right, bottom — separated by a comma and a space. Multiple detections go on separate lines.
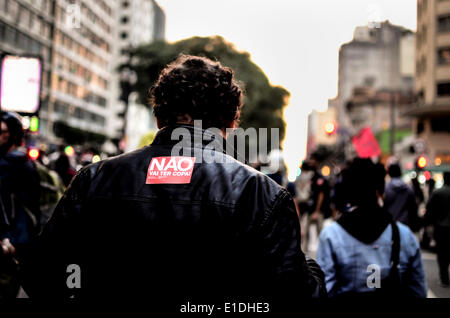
388, 178, 410, 192
337, 204, 392, 244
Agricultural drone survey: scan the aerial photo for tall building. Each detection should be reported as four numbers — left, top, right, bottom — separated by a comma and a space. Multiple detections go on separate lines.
152, 0, 165, 41
332, 21, 415, 132
43, 0, 118, 145
113, 0, 165, 152
409, 0, 450, 168
0, 0, 55, 121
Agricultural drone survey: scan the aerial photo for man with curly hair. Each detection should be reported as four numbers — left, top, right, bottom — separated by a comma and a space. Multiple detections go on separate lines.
21, 55, 325, 301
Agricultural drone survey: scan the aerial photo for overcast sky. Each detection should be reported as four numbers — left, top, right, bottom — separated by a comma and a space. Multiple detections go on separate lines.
156, 0, 417, 179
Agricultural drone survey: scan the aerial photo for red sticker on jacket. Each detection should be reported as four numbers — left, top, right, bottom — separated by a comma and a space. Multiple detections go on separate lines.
146, 156, 196, 184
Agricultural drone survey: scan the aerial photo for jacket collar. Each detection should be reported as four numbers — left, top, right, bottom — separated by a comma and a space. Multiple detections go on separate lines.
151, 124, 247, 163
152, 124, 222, 146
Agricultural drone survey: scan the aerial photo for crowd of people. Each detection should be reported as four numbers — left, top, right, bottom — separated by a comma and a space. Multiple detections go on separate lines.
0, 54, 449, 300
0, 112, 101, 297
284, 154, 449, 297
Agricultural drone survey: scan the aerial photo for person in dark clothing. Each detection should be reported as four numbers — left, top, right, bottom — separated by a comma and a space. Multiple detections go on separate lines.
0, 112, 40, 298
425, 172, 450, 287
298, 159, 331, 253
384, 163, 420, 232
411, 176, 424, 205
21, 55, 326, 300
427, 178, 436, 199
54, 150, 76, 187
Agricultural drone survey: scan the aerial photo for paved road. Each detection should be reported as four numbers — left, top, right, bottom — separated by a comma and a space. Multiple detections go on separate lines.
422, 250, 450, 298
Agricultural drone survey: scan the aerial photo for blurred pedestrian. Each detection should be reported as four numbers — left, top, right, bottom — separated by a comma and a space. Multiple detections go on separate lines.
384, 163, 421, 232
425, 172, 450, 287
265, 150, 300, 218
298, 158, 331, 254
427, 178, 436, 199
317, 158, 426, 298
34, 160, 65, 227
21, 55, 326, 299
54, 147, 76, 187
411, 175, 425, 205
0, 112, 40, 298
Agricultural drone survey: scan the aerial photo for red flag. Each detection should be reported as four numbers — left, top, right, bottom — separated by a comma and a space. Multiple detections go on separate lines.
352, 127, 381, 158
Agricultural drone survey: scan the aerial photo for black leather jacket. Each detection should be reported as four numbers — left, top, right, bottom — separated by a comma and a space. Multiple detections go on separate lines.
21, 125, 326, 299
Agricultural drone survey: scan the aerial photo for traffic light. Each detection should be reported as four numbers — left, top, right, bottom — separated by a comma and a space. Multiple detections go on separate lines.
29, 116, 39, 132
64, 145, 75, 157
324, 121, 336, 136
416, 156, 427, 170
27, 148, 40, 160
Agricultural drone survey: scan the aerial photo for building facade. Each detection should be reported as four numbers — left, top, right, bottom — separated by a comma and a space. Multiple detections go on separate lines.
0, 0, 55, 122
332, 21, 415, 133
43, 0, 118, 145
113, 0, 165, 152
410, 0, 450, 169
0, 0, 166, 152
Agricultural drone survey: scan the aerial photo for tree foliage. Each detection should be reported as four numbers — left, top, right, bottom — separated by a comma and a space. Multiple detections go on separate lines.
122, 36, 290, 147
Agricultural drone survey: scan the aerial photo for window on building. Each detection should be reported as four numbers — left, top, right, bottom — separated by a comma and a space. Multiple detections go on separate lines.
431, 116, 450, 132
417, 120, 424, 135
8, 0, 18, 19
20, 7, 29, 28
5, 25, 16, 44
13, 28, 20, 45
438, 15, 450, 32
31, 39, 41, 54
98, 96, 107, 107
69, 60, 77, 74
74, 107, 82, 119
0, 22, 4, 42
29, 12, 34, 29
437, 82, 450, 96
438, 47, 450, 64
121, 16, 129, 24
122, 1, 129, 8
120, 32, 128, 39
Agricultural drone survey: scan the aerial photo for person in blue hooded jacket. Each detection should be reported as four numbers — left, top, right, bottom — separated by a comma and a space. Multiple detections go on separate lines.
317, 158, 427, 298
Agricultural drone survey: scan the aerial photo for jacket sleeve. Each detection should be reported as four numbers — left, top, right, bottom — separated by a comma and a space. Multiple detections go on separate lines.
316, 228, 337, 297
19, 164, 97, 298
261, 189, 327, 298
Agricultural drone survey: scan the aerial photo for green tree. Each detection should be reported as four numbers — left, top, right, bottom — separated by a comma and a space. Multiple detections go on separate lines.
122, 36, 289, 150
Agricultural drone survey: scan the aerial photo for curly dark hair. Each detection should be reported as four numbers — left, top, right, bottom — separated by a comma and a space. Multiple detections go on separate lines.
149, 55, 243, 129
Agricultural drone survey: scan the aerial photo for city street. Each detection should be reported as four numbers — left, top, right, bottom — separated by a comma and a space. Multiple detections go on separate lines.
1, 0, 450, 301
